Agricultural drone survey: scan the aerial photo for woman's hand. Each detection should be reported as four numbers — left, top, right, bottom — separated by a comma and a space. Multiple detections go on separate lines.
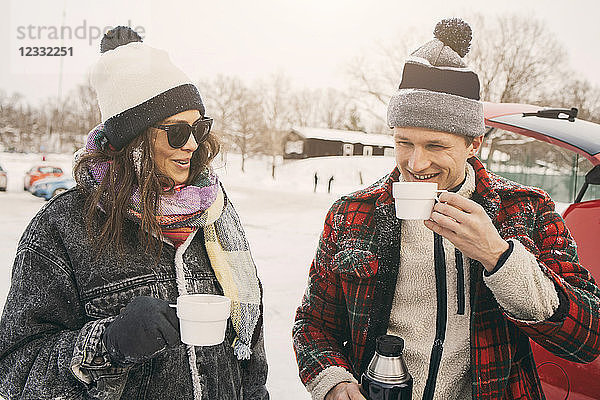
103, 296, 181, 366
325, 382, 366, 400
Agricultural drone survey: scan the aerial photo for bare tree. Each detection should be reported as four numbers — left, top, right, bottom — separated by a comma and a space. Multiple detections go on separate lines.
288, 88, 321, 127
0, 82, 100, 153
344, 105, 366, 132
257, 73, 294, 179
344, 13, 589, 167
60, 83, 102, 151
319, 88, 353, 129
288, 87, 363, 130
231, 86, 264, 173
202, 76, 266, 172
345, 14, 577, 134
200, 72, 371, 177
201, 75, 244, 154
541, 78, 600, 123
74, 83, 102, 132
467, 14, 568, 103
0, 92, 40, 152
345, 32, 422, 129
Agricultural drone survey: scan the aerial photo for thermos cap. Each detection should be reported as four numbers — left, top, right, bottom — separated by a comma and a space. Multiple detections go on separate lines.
365, 335, 411, 385
376, 335, 404, 357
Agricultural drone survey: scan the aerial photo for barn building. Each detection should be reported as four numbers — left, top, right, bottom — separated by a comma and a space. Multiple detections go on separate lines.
283, 127, 395, 159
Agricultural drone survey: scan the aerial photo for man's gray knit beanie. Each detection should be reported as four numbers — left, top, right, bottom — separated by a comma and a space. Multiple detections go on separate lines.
387, 18, 485, 137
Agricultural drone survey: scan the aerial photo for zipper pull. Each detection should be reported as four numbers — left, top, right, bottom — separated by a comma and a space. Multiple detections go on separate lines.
455, 249, 465, 315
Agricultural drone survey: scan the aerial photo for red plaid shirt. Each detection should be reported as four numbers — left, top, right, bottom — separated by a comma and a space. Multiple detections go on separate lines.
293, 157, 600, 399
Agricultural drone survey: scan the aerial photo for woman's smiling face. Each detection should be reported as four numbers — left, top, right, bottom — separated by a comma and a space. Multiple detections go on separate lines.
151, 109, 201, 185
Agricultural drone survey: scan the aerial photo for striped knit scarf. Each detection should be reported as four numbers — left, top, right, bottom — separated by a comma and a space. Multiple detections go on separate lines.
176, 188, 263, 360
79, 125, 262, 361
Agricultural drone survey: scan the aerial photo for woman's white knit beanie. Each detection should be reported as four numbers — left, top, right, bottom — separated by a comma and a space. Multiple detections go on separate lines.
90, 26, 205, 150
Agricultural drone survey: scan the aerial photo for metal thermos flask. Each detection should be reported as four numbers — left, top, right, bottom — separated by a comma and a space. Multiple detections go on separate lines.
360, 335, 413, 400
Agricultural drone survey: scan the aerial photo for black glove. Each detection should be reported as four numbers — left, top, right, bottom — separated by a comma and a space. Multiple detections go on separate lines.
103, 296, 181, 366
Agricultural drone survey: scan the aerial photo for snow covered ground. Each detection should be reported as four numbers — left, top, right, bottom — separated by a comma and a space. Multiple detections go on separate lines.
0, 151, 396, 399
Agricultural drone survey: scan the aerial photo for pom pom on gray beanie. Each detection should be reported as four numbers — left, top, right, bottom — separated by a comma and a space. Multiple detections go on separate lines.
387, 18, 485, 138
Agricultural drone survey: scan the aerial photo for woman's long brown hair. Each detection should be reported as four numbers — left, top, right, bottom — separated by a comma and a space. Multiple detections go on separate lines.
74, 126, 220, 257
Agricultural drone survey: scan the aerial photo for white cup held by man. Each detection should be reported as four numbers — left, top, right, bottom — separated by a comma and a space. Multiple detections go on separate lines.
176, 294, 231, 346
392, 182, 445, 220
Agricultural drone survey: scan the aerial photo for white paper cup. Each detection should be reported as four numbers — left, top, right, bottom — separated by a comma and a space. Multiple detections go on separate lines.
392, 182, 446, 220
176, 294, 231, 346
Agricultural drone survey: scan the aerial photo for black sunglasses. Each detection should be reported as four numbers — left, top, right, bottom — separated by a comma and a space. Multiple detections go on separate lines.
153, 117, 213, 149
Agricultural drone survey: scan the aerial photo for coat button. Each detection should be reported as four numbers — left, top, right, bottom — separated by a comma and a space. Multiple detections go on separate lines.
93, 357, 105, 365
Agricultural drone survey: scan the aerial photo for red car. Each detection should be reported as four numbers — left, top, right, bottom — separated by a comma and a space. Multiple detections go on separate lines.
0, 164, 7, 191
484, 102, 600, 400
23, 165, 64, 191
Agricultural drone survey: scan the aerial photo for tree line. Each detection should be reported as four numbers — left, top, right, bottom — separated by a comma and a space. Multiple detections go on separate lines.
346, 14, 600, 175
1, 14, 599, 175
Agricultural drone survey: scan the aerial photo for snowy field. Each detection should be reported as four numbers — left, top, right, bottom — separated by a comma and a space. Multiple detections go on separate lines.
0, 151, 396, 399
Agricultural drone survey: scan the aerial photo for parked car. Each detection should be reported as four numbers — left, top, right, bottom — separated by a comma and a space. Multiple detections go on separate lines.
0, 164, 7, 191
29, 176, 76, 201
23, 165, 64, 191
484, 102, 600, 400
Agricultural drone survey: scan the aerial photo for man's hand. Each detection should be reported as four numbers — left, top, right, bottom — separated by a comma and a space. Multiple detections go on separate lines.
325, 382, 366, 400
424, 192, 509, 272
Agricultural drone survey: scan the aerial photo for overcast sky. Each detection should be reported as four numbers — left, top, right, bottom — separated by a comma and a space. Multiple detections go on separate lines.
1, 0, 599, 105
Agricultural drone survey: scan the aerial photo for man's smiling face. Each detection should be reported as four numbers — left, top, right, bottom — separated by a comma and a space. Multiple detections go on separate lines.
393, 126, 482, 190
